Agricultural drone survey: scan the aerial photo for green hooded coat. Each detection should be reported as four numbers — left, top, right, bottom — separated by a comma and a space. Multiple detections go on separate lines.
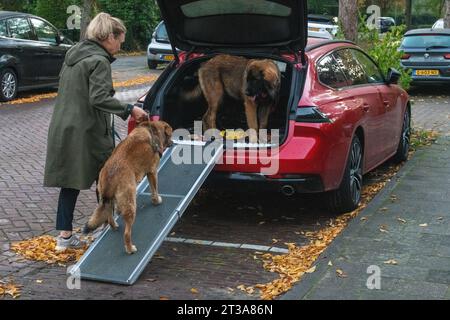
44, 40, 131, 190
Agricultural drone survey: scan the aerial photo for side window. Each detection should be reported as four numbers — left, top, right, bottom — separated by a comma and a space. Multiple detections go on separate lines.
0, 20, 7, 37
7, 17, 35, 40
317, 54, 349, 89
30, 18, 58, 43
333, 49, 367, 86
352, 50, 384, 83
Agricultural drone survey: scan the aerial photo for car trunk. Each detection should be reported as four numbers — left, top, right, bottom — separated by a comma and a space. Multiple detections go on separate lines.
159, 54, 297, 146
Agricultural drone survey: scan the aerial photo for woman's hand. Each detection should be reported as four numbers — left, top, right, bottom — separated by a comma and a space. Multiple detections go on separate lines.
131, 106, 149, 123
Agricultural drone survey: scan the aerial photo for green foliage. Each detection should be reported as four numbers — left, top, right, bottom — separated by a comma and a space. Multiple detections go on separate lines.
34, 0, 81, 29
364, 25, 412, 90
97, 0, 161, 51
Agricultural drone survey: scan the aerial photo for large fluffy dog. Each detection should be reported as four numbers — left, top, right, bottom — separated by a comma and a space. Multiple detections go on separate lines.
198, 54, 281, 143
83, 120, 173, 254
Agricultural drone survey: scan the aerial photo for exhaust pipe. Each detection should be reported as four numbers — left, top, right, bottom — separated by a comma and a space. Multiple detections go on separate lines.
281, 185, 296, 197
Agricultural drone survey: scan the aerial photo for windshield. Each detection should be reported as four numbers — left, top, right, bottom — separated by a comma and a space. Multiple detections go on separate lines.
402, 35, 450, 48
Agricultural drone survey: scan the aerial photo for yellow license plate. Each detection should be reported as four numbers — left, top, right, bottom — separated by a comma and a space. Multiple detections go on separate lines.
415, 70, 439, 76
163, 55, 174, 61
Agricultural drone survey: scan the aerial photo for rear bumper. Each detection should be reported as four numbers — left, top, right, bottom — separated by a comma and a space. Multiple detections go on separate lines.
401, 63, 450, 83
204, 171, 324, 193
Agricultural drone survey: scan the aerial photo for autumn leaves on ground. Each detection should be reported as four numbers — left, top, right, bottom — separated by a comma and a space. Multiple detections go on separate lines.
3, 75, 157, 106
0, 129, 438, 299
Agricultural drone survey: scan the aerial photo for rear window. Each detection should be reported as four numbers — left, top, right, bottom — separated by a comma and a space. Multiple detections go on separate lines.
402, 35, 450, 48
181, 0, 292, 18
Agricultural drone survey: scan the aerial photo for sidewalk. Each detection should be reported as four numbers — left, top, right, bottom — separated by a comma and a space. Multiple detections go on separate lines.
284, 136, 450, 300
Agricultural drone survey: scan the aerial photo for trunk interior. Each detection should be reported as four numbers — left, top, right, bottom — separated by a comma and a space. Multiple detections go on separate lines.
160, 55, 295, 145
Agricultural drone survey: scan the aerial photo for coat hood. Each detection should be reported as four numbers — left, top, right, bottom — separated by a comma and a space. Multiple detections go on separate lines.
65, 40, 115, 66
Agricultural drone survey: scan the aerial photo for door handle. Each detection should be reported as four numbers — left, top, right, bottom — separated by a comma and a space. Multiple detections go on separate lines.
362, 103, 370, 112
383, 100, 391, 108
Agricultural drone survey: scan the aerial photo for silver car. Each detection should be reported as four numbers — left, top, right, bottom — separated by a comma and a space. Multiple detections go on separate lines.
400, 28, 450, 84
147, 21, 175, 69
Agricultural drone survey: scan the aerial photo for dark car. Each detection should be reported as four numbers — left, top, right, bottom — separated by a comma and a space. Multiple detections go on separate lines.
377, 17, 396, 33
400, 28, 450, 84
0, 11, 73, 102
129, 0, 410, 213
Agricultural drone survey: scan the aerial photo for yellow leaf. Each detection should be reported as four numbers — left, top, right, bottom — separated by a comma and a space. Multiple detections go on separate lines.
305, 265, 316, 274
190, 288, 199, 294
383, 259, 398, 265
36, 280, 43, 284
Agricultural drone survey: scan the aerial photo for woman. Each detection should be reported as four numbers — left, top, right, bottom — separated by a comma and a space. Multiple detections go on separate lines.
44, 13, 148, 251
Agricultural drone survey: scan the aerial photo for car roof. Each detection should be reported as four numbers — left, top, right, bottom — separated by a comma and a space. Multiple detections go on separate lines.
0, 11, 34, 19
404, 28, 450, 36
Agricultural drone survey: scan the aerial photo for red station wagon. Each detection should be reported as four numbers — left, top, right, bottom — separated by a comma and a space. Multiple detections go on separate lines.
128, 0, 411, 213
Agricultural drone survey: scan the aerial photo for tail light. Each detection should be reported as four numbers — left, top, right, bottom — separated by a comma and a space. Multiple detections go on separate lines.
401, 53, 411, 60
444, 54, 450, 59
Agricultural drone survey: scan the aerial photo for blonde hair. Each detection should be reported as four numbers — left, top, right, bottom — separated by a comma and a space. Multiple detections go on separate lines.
86, 12, 126, 42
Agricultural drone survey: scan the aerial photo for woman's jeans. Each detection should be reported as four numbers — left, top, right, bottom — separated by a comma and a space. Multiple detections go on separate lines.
56, 188, 80, 231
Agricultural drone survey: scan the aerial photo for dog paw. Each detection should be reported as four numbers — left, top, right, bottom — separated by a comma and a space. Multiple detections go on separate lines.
152, 195, 163, 205
110, 222, 119, 230
125, 245, 137, 254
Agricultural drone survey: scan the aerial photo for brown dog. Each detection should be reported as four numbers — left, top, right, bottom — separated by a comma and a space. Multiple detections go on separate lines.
83, 121, 173, 254
198, 54, 281, 143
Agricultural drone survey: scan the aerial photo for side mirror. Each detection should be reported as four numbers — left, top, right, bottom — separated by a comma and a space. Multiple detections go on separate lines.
386, 68, 401, 85
55, 34, 62, 45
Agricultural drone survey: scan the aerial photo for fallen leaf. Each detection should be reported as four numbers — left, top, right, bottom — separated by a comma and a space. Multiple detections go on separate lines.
437, 217, 444, 221
159, 296, 169, 300
379, 207, 389, 212
305, 265, 316, 273
258, 221, 266, 225
190, 288, 199, 294
379, 225, 389, 233
227, 287, 235, 292
360, 217, 367, 221
328, 261, 333, 266
383, 259, 398, 265
146, 278, 157, 282
419, 223, 428, 227
336, 269, 347, 278
35, 280, 43, 284
272, 239, 279, 244
397, 218, 407, 223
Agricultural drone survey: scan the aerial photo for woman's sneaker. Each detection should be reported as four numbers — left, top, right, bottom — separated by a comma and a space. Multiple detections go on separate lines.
55, 234, 86, 252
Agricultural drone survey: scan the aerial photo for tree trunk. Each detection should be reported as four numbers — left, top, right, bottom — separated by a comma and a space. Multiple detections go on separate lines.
80, 0, 95, 40
405, 0, 412, 30
339, 0, 358, 42
445, 0, 450, 28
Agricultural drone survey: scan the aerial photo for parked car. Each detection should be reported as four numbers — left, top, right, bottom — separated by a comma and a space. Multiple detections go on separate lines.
400, 28, 450, 84
147, 21, 175, 69
0, 11, 73, 102
308, 14, 338, 37
432, 19, 444, 29
377, 17, 396, 33
130, 0, 410, 213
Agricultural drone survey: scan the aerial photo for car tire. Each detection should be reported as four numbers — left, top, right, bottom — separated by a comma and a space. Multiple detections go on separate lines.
392, 107, 411, 163
328, 135, 363, 214
0, 68, 18, 102
148, 60, 158, 69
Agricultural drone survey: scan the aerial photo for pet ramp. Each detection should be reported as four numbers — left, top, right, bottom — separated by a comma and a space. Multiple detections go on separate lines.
71, 140, 223, 285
